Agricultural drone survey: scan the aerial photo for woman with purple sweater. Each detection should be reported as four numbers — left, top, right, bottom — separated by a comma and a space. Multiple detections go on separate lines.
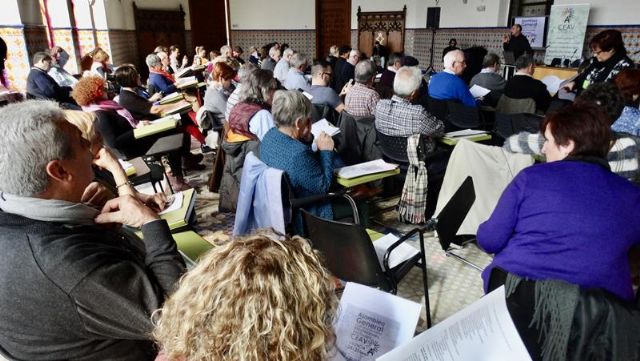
478, 103, 640, 302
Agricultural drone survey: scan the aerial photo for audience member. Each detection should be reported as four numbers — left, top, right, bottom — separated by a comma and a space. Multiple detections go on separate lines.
26, 52, 77, 108
232, 45, 245, 65
72, 76, 198, 190
470, 53, 506, 106
219, 45, 232, 59
47, 46, 78, 88
261, 46, 280, 72
307, 61, 344, 112
326, 44, 339, 70
156, 51, 172, 74
442, 38, 459, 59
0, 100, 185, 360
260, 90, 336, 222
169, 45, 188, 74
334, 49, 359, 95
283, 52, 310, 91
332, 45, 351, 91
503, 55, 552, 113
248, 46, 260, 65
611, 69, 640, 136
225, 62, 258, 120
428, 49, 478, 107
274, 48, 294, 82
219, 69, 277, 212
344, 59, 379, 117
564, 30, 633, 94
203, 62, 237, 127
502, 24, 532, 60
192, 46, 207, 66
154, 45, 168, 54
379, 53, 402, 90
89, 48, 112, 78
153, 231, 337, 361
147, 53, 178, 96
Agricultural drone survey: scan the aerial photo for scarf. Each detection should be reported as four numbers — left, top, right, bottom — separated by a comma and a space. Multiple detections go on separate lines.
227, 101, 269, 140
150, 69, 175, 83
398, 134, 428, 224
82, 99, 138, 128
0, 192, 100, 226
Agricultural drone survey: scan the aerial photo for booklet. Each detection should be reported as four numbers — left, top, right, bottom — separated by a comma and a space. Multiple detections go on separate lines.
330, 282, 421, 361
377, 286, 532, 361
311, 118, 340, 138
159, 92, 183, 104
444, 129, 488, 138
336, 159, 399, 180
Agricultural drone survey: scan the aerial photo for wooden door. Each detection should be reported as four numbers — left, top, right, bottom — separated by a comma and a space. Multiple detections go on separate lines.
316, 0, 351, 60
189, 0, 229, 54
357, 7, 406, 58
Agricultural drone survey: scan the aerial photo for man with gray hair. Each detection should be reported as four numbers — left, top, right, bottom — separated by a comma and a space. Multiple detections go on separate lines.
470, 52, 506, 106
274, 48, 294, 82
283, 52, 310, 91
428, 49, 478, 107
0, 100, 185, 359
225, 62, 258, 119
147, 52, 177, 95
260, 45, 280, 72
344, 59, 380, 117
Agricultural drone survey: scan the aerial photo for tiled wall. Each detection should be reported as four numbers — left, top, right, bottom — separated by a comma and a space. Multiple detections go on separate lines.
23, 26, 49, 61
0, 26, 31, 91
77, 30, 97, 58
107, 30, 137, 66
230, 30, 316, 59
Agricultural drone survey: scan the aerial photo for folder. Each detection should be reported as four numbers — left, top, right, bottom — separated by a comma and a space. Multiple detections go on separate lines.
160, 188, 197, 230
133, 114, 180, 139
160, 102, 192, 117
172, 230, 214, 262
159, 92, 183, 104
335, 159, 400, 187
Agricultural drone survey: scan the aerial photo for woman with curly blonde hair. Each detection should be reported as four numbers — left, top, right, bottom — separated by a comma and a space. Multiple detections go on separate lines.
153, 231, 338, 361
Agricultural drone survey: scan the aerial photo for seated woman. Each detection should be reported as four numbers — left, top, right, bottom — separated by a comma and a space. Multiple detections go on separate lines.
260, 90, 335, 222
218, 69, 277, 212
478, 102, 640, 300
71, 76, 195, 191
89, 49, 113, 79
192, 46, 207, 66
611, 68, 640, 136
152, 231, 337, 361
202, 61, 236, 129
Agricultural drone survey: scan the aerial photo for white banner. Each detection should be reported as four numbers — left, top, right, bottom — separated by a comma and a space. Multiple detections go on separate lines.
544, 4, 590, 65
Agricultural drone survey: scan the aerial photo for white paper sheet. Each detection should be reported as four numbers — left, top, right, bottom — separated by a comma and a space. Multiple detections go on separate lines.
444, 129, 488, 138
150, 113, 181, 124
540, 75, 562, 95
469, 84, 491, 98
158, 192, 184, 215
311, 119, 341, 138
117, 159, 134, 172
330, 283, 421, 361
336, 159, 398, 179
373, 233, 420, 269
377, 286, 532, 361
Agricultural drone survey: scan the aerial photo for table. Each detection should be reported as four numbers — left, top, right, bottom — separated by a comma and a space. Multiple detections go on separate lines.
533, 66, 578, 81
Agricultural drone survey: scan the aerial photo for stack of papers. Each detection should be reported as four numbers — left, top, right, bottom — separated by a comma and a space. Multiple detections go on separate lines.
160, 102, 192, 116
336, 159, 399, 179
373, 233, 420, 269
117, 159, 136, 176
444, 129, 488, 138
150, 113, 181, 124
469, 84, 491, 98
311, 118, 340, 138
159, 92, 183, 104
176, 76, 198, 89
158, 192, 184, 215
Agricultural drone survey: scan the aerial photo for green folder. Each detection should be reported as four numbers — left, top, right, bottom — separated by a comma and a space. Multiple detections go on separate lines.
438, 133, 492, 146
336, 168, 400, 188
159, 92, 183, 104
133, 115, 179, 139
172, 230, 214, 262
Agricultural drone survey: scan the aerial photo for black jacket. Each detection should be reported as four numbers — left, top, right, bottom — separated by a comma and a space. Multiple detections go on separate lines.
504, 74, 552, 112
0, 212, 185, 360
503, 34, 532, 60
26, 68, 74, 104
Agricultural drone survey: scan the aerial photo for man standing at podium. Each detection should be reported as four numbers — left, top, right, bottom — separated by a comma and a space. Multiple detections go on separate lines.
503, 24, 532, 60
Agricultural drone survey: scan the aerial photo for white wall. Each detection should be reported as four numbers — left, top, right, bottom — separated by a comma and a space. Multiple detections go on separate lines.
47, 0, 72, 28
230, 0, 315, 29
103, 0, 192, 30
0, 0, 23, 26
352, 0, 509, 29
553, 0, 640, 26
17, 0, 43, 25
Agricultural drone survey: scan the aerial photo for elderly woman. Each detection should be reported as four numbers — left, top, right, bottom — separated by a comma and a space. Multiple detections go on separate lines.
203, 61, 237, 127
71, 76, 194, 191
564, 30, 633, 94
218, 69, 277, 212
260, 90, 335, 222
611, 68, 640, 136
153, 231, 337, 361
89, 49, 112, 78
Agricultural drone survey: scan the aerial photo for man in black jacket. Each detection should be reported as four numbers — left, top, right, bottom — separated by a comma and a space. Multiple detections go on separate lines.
0, 100, 186, 360
26, 52, 77, 108
503, 24, 532, 60
504, 55, 552, 113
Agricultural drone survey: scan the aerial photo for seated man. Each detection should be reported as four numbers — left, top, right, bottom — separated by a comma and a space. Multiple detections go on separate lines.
26, 52, 76, 107
334, 49, 359, 95
428, 49, 478, 107
147, 53, 177, 96
274, 48, 293, 83
344, 59, 380, 117
283, 52, 310, 91
470, 52, 506, 106
306, 60, 344, 113
260, 46, 280, 72
48, 46, 78, 88
0, 100, 185, 360
503, 55, 552, 113
378, 53, 402, 98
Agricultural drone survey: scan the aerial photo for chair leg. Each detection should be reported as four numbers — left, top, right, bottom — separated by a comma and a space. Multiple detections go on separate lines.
446, 249, 483, 271
418, 230, 432, 328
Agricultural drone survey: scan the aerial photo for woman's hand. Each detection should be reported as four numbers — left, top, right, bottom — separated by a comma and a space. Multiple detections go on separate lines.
149, 92, 163, 102
92, 147, 121, 174
316, 132, 335, 151
562, 81, 576, 92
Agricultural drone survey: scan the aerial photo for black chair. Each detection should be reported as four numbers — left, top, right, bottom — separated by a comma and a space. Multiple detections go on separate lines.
428, 97, 481, 132
311, 103, 339, 126
426, 176, 482, 271
334, 111, 381, 166
302, 208, 432, 327
494, 112, 544, 141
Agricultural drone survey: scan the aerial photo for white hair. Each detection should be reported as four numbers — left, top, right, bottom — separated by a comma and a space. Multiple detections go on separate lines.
393, 66, 422, 98
220, 45, 231, 56
269, 46, 281, 59
0, 100, 73, 196
354, 60, 376, 83
290, 53, 308, 69
272, 90, 312, 128
146, 53, 161, 68
283, 48, 294, 59
443, 50, 463, 70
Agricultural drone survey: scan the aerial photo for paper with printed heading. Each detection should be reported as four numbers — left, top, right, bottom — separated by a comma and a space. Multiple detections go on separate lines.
373, 233, 420, 269
377, 286, 532, 361
330, 282, 421, 361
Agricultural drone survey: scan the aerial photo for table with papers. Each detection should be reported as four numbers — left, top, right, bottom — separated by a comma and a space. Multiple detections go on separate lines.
335, 159, 400, 188
439, 129, 492, 146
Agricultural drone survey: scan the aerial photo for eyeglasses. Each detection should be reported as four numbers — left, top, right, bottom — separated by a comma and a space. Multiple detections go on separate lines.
592, 49, 605, 56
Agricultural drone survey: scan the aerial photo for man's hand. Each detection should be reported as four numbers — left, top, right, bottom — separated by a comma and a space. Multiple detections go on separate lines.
316, 132, 335, 151
137, 192, 168, 213
149, 92, 163, 102
503, 33, 510, 43
181, 55, 188, 67
95, 195, 159, 228
562, 81, 576, 92
81, 181, 115, 208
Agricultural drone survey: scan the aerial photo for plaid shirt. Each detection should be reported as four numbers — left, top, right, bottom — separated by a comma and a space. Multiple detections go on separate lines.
345, 83, 380, 117
375, 95, 444, 138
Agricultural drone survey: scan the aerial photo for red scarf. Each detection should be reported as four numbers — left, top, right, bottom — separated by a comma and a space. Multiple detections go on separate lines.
150, 69, 175, 83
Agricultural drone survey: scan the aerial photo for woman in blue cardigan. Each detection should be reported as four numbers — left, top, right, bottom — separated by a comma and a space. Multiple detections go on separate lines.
260, 90, 336, 223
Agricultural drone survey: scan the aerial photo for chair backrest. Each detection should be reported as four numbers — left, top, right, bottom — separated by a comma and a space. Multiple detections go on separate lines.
435, 176, 476, 250
311, 103, 338, 125
427, 96, 449, 124
302, 209, 392, 291
375, 130, 409, 166
494, 112, 544, 140
447, 101, 481, 130
496, 95, 536, 115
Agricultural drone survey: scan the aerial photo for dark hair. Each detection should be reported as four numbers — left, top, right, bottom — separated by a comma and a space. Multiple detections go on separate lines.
482, 53, 500, 68
513, 24, 522, 31
541, 103, 611, 158
590, 29, 626, 55
575, 82, 625, 123
233, 45, 243, 53
613, 69, 640, 106
338, 45, 352, 56
33, 52, 51, 65
169, 45, 180, 53
449, 38, 457, 44
515, 54, 533, 70
212, 61, 236, 81
114, 64, 139, 88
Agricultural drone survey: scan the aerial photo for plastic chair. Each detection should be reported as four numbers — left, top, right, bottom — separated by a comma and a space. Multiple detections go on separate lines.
428, 97, 481, 132
302, 209, 432, 328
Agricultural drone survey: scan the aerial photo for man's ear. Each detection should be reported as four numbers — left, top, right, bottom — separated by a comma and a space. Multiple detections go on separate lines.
45, 160, 70, 183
